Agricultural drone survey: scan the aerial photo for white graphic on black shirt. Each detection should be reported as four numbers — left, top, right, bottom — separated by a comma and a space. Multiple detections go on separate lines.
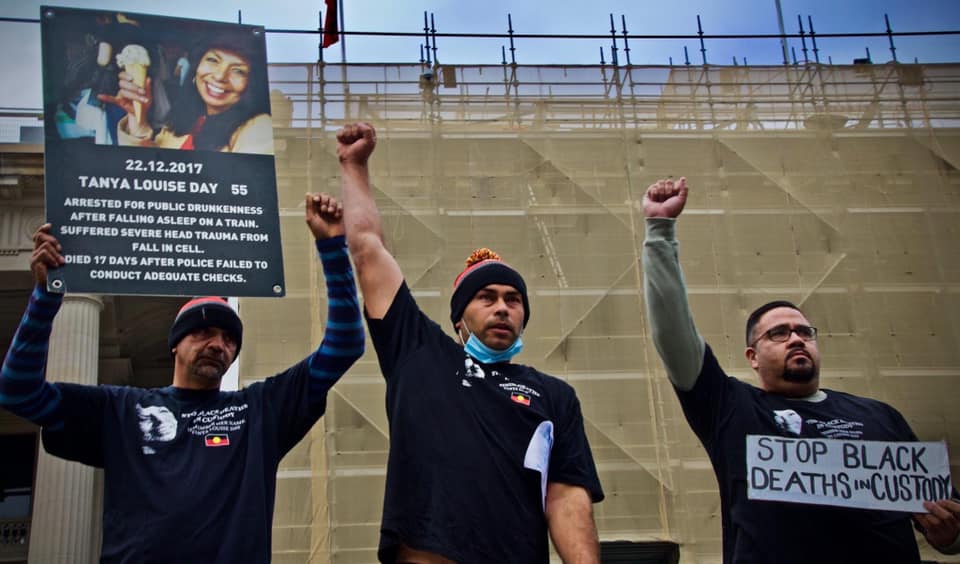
499, 381, 542, 398
464, 356, 485, 378
136, 404, 178, 442
182, 404, 248, 436
773, 409, 802, 435
805, 417, 865, 439
462, 356, 485, 387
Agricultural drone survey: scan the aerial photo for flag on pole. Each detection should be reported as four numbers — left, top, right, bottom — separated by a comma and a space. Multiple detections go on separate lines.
322, 0, 339, 47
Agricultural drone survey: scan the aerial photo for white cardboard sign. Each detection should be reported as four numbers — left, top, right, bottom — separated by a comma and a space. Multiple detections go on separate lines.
747, 435, 952, 512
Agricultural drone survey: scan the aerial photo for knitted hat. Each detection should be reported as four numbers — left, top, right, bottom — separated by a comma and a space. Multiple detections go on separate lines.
167, 297, 243, 354
449, 248, 530, 329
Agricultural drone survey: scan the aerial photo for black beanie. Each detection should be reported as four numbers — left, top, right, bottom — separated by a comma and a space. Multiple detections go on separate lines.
167, 297, 243, 354
449, 249, 530, 329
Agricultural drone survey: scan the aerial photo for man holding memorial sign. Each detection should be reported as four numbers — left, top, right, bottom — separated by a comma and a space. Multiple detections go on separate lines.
641, 177, 959, 563
0, 193, 363, 562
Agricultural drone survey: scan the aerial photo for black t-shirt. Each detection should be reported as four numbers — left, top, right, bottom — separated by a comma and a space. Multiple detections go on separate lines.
42, 359, 322, 564
367, 283, 604, 564
679, 344, 922, 564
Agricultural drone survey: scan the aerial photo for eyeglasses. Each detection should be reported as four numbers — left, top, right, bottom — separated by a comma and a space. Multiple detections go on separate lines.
750, 324, 817, 347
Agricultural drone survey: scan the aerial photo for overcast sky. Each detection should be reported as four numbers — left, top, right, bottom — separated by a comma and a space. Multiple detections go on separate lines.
2, 0, 959, 110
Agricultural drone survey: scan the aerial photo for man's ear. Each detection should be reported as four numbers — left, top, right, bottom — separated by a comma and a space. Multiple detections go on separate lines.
745, 347, 759, 370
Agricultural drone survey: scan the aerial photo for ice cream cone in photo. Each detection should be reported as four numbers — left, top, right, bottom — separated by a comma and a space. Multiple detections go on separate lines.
116, 44, 151, 124
127, 63, 147, 122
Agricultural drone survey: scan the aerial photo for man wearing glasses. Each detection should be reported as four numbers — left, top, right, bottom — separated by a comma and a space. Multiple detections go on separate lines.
641, 177, 959, 563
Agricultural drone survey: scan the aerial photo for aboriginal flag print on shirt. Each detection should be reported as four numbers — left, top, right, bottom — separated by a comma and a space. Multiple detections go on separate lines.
511, 393, 531, 406
205, 434, 230, 447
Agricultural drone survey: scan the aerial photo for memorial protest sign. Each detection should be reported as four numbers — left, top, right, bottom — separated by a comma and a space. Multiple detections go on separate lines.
747, 435, 953, 513
40, 6, 284, 297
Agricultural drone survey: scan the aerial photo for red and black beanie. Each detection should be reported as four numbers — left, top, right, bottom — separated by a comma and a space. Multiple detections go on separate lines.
167, 297, 243, 354
449, 248, 530, 329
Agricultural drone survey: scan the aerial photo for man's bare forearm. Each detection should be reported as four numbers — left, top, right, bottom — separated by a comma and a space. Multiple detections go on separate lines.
341, 162, 381, 246
546, 483, 600, 564
339, 160, 403, 319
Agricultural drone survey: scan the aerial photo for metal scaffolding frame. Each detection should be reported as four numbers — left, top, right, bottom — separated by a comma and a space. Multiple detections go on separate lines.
266, 62, 960, 134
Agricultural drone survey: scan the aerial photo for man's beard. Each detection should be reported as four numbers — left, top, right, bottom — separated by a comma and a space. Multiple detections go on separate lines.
191, 356, 227, 382
782, 363, 818, 383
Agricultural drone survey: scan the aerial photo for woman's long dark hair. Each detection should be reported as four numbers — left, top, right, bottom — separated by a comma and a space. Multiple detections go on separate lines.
165, 33, 270, 151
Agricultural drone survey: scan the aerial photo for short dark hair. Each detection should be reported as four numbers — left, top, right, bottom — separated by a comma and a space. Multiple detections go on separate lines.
745, 300, 803, 346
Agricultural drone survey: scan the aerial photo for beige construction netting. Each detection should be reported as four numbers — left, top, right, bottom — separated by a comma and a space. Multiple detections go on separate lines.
239, 62, 960, 563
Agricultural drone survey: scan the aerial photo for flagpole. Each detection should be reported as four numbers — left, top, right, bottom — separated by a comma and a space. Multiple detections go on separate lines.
774, 0, 789, 65
338, 0, 348, 118
338, 0, 346, 62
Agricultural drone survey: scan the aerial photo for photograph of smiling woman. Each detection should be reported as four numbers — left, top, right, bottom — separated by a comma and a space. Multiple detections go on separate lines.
163, 33, 272, 154
107, 30, 274, 155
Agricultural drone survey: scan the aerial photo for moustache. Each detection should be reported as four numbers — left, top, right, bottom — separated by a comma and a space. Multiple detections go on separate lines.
786, 346, 811, 360
485, 321, 515, 333
197, 352, 227, 366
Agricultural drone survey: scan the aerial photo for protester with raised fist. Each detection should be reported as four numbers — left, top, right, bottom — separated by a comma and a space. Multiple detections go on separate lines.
641, 176, 959, 563
337, 121, 604, 564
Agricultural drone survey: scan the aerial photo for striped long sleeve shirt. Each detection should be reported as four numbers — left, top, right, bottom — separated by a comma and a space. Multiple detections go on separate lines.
0, 284, 65, 428
308, 235, 365, 399
0, 234, 364, 426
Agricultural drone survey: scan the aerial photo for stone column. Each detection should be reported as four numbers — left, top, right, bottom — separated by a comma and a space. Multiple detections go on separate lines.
28, 294, 102, 564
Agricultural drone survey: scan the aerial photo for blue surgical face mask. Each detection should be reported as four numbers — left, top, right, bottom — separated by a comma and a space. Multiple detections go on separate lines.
460, 319, 524, 364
